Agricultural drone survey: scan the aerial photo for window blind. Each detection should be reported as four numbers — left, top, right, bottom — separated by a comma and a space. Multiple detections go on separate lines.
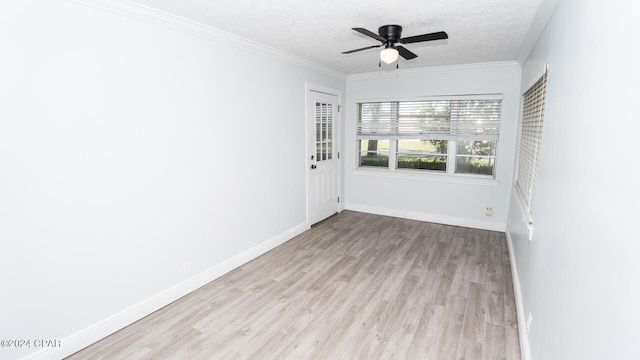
357, 98, 502, 141
515, 71, 548, 221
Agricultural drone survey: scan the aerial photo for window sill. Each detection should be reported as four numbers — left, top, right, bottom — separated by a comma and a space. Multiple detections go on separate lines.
353, 168, 500, 187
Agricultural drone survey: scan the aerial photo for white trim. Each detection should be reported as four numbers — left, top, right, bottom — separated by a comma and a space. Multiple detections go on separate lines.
347, 61, 520, 80
25, 222, 310, 360
345, 203, 506, 232
505, 226, 531, 360
353, 168, 500, 187
70, 0, 346, 80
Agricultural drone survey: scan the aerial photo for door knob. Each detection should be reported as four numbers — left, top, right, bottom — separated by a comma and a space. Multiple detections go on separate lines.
311, 164, 317, 169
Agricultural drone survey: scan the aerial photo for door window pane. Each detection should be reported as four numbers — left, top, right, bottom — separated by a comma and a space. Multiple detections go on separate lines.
316, 102, 333, 161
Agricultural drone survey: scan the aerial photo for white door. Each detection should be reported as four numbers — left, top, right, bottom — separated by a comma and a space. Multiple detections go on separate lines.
307, 90, 340, 225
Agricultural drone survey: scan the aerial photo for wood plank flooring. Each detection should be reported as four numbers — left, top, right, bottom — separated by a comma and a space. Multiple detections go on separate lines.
67, 211, 521, 360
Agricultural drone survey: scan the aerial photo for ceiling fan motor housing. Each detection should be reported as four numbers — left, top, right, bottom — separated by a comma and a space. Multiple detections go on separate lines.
379, 25, 403, 46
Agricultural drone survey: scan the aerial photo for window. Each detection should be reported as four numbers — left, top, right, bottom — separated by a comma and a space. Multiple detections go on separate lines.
315, 102, 333, 161
515, 70, 548, 222
357, 96, 502, 178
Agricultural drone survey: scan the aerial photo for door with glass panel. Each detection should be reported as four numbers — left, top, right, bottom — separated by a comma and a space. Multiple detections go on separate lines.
308, 91, 339, 225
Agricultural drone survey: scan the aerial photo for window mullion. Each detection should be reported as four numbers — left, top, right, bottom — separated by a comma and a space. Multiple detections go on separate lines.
389, 138, 398, 170
448, 140, 457, 175
447, 100, 457, 175
389, 103, 400, 170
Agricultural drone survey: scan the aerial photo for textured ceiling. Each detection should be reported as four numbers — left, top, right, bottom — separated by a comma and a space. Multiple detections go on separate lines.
128, 0, 544, 75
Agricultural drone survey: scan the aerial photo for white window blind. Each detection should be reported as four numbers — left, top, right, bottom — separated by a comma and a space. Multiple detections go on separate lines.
357, 98, 502, 141
515, 71, 548, 222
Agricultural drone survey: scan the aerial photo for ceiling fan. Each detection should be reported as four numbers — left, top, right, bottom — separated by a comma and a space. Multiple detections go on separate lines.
342, 25, 448, 65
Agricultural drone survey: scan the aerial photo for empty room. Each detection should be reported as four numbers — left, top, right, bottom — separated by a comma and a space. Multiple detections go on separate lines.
1, 0, 639, 359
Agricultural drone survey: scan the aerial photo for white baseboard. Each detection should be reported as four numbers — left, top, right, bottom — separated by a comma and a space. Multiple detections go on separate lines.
25, 222, 310, 360
505, 227, 531, 360
345, 203, 506, 232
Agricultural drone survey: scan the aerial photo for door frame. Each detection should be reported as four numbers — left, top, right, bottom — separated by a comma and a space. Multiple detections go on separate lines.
305, 83, 343, 225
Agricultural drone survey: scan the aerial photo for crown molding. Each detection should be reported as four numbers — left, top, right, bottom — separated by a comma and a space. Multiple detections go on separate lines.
346, 61, 520, 80
70, 0, 347, 80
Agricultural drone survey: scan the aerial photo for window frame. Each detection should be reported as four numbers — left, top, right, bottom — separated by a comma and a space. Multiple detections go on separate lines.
355, 94, 503, 184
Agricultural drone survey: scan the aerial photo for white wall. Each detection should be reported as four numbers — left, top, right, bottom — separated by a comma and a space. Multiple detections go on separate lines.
344, 64, 521, 231
507, 0, 640, 359
0, 1, 344, 359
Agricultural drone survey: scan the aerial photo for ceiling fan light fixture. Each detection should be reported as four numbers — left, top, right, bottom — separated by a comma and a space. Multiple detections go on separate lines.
380, 47, 399, 64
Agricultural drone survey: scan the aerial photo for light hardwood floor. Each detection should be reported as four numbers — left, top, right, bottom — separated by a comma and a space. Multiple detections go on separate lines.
67, 211, 520, 360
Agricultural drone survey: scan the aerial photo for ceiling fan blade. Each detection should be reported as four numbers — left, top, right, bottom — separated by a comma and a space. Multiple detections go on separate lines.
352, 27, 386, 42
399, 31, 448, 44
342, 44, 382, 54
396, 46, 418, 60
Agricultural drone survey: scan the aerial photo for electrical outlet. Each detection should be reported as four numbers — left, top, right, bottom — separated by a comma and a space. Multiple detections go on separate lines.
485, 207, 493, 216
183, 261, 191, 275
526, 312, 533, 333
